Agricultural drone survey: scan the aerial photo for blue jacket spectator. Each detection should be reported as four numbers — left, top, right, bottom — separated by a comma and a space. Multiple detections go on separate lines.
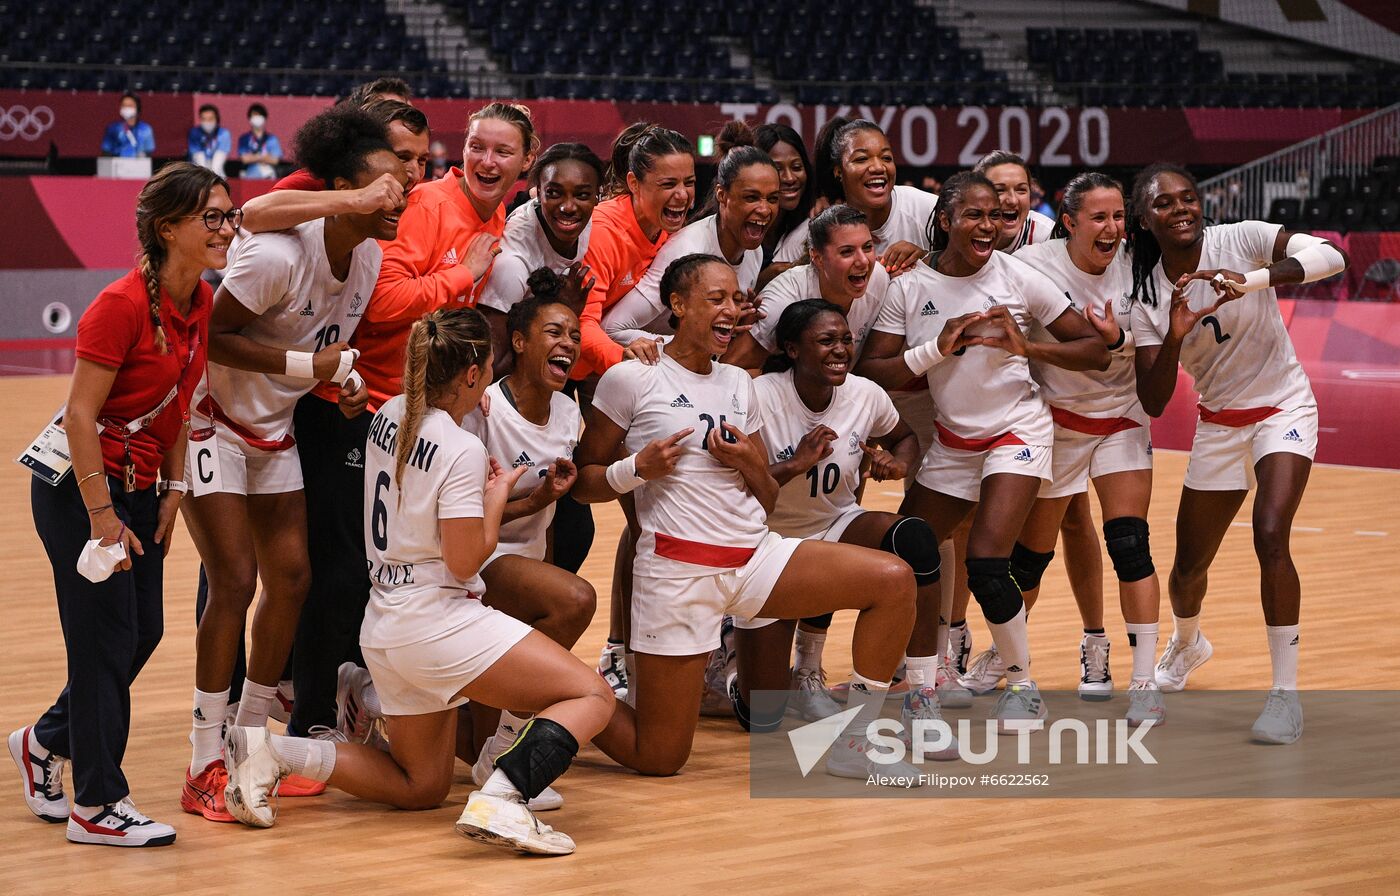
189, 103, 232, 177
101, 93, 155, 157
236, 103, 282, 179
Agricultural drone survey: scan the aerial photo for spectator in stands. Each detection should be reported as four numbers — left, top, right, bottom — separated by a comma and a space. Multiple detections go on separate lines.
1031, 178, 1054, 218
921, 175, 942, 195
101, 93, 155, 158
428, 140, 452, 181
189, 104, 232, 178
237, 104, 282, 180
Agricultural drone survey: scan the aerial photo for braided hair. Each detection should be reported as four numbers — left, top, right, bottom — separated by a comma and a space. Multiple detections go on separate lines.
1127, 163, 1197, 307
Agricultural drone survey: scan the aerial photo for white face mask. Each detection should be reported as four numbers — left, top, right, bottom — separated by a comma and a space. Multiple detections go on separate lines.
201, 121, 218, 134
120, 106, 137, 121
249, 114, 266, 129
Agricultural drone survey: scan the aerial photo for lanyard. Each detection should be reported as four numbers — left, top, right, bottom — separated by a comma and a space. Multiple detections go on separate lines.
96, 334, 199, 492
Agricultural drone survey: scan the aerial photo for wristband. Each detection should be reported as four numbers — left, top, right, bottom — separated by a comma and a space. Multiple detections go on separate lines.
1239, 269, 1270, 293
902, 340, 945, 376
605, 453, 647, 494
285, 350, 316, 379
158, 479, 189, 495
331, 349, 359, 384
1106, 328, 1126, 351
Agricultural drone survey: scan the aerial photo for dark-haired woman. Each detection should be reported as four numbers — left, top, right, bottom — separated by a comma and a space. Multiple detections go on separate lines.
776, 118, 936, 277
1127, 164, 1347, 744
1015, 172, 1164, 724
975, 150, 1056, 253
857, 173, 1109, 731
755, 124, 813, 266
576, 253, 918, 780
734, 302, 944, 748
181, 107, 409, 820
601, 136, 778, 356
221, 309, 612, 856
460, 283, 593, 812
10, 163, 235, 846
726, 204, 890, 373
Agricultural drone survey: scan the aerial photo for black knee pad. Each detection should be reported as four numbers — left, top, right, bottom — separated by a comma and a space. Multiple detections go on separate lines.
800, 613, 834, 630
965, 557, 1024, 625
492, 717, 579, 801
881, 516, 941, 585
1009, 541, 1055, 592
1103, 517, 1155, 583
729, 679, 786, 734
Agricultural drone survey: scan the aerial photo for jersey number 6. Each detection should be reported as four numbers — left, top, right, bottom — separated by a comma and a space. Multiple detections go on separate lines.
371, 470, 390, 550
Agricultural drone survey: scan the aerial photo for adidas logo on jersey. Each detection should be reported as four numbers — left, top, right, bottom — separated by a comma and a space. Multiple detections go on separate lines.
776, 445, 795, 461
441, 247, 459, 267
920, 300, 939, 316
298, 298, 314, 316
513, 451, 535, 468
619, 271, 635, 287
670, 394, 693, 408
1283, 428, 1302, 442
1013, 447, 1033, 462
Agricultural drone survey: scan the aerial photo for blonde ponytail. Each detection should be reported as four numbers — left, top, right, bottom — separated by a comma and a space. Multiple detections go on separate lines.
395, 308, 492, 493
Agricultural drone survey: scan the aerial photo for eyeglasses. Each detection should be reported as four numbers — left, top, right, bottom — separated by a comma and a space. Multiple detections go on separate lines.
184, 208, 244, 232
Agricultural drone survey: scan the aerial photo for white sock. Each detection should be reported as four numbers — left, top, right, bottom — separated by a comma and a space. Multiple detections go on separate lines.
903, 654, 938, 688
235, 680, 279, 728
190, 688, 229, 774
1126, 622, 1159, 683
794, 628, 827, 673
268, 734, 337, 783
480, 767, 520, 799
987, 606, 1032, 686
1266, 624, 1300, 690
1173, 613, 1201, 646
490, 711, 531, 761
843, 670, 891, 737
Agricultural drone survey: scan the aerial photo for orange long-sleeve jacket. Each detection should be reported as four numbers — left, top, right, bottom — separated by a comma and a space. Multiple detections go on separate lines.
575, 195, 667, 378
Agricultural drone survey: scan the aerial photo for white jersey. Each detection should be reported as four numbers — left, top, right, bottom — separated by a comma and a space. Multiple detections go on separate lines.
462, 380, 580, 561
199, 219, 380, 442
477, 198, 591, 314
1016, 239, 1145, 424
1131, 221, 1313, 415
776, 187, 939, 266
873, 252, 1071, 445
756, 370, 900, 538
592, 354, 768, 576
749, 262, 891, 359
602, 214, 763, 344
1010, 210, 1056, 253
361, 397, 489, 649
771, 224, 810, 264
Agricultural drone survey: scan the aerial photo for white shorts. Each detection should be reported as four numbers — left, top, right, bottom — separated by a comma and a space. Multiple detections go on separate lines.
361, 601, 532, 716
1039, 424, 1153, 499
631, 531, 803, 655
737, 510, 866, 631
915, 437, 1052, 502
1184, 404, 1318, 492
194, 427, 303, 495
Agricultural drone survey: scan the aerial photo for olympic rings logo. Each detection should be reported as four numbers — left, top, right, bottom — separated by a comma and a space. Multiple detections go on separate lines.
0, 105, 56, 141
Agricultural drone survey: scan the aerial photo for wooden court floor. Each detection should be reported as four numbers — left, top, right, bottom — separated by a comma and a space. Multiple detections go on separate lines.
1, 374, 1397, 895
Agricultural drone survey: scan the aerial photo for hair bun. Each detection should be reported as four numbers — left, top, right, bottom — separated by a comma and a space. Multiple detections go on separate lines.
716, 120, 755, 156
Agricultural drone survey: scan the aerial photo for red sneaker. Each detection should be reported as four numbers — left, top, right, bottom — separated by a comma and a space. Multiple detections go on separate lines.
182, 761, 236, 822
279, 773, 326, 797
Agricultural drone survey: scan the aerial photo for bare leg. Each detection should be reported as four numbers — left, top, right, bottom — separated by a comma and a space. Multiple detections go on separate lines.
1169, 486, 1248, 620
1251, 453, 1312, 626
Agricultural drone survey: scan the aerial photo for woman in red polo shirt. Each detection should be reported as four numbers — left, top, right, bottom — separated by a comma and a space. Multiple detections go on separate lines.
9, 163, 236, 847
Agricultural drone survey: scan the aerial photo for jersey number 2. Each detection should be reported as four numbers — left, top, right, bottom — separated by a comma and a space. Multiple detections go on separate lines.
1200, 316, 1230, 344
699, 413, 738, 449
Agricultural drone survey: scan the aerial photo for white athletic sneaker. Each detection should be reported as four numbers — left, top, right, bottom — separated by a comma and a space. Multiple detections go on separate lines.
455, 791, 575, 856
1078, 635, 1114, 701
1126, 679, 1166, 727
935, 656, 974, 708
789, 667, 843, 722
1155, 632, 1214, 693
8, 726, 69, 823
336, 662, 388, 751
1251, 688, 1303, 744
269, 680, 295, 725
223, 725, 285, 828
946, 625, 972, 676
901, 687, 960, 760
825, 735, 924, 783
67, 797, 176, 847
958, 646, 1006, 695
699, 618, 737, 717
596, 642, 628, 701
993, 681, 1047, 734
471, 736, 563, 812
